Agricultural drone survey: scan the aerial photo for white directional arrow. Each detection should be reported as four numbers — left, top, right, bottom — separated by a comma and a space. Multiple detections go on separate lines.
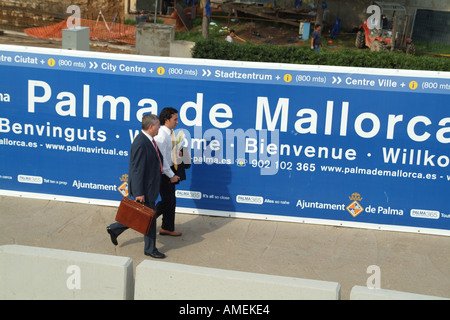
202, 69, 211, 77
89, 61, 98, 69
332, 76, 342, 84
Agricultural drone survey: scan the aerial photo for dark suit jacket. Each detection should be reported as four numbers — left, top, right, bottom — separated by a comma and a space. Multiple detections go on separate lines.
128, 131, 162, 207
172, 147, 191, 183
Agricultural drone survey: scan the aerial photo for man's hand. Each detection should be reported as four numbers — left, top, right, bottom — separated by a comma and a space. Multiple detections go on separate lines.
135, 195, 145, 203
170, 175, 181, 183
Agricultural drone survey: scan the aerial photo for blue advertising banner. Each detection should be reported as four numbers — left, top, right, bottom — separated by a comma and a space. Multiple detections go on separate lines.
0, 44, 449, 235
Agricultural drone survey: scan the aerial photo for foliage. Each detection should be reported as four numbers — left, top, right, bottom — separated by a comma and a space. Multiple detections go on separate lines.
192, 39, 450, 72
413, 41, 450, 57
175, 19, 227, 42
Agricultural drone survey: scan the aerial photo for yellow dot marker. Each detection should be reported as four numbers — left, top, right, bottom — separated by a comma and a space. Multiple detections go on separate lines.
283, 74, 292, 83
157, 67, 165, 75
409, 81, 418, 90
47, 58, 55, 67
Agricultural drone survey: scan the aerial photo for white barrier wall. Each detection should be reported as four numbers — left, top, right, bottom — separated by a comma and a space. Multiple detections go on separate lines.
3, 244, 449, 300
350, 286, 449, 300
0, 245, 133, 300
134, 260, 341, 300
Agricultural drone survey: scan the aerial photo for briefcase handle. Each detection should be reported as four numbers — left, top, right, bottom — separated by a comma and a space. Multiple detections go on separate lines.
123, 196, 146, 209
127, 195, 145, 207
135, 199, 145, 208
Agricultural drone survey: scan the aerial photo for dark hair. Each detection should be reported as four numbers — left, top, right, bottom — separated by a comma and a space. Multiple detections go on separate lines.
315, 24, 321, 29
159, 107, 178, 125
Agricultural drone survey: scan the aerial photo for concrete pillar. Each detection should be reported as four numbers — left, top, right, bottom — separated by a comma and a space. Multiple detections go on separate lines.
136, 23, 174, 56
62, 27, 90, 51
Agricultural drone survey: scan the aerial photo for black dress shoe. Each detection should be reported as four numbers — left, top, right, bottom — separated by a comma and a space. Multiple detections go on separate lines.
106, 226, 118, 246
145, 250, 166, 259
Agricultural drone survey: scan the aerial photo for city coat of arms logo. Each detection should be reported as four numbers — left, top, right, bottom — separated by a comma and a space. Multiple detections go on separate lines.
346, 193, 364, 217
118, 174, 128, 197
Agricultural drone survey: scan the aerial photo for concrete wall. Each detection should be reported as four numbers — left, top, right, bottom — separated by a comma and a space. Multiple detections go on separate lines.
170, 40, 196, 58
136, 23, 174, 56
350, 286, 449, 300
136, 23, 194, 57
2, 245, 449, 300
135, 260, 341, 300
62, 26, 90, 51
324, 0, 372, 31
0, 245, 133, 300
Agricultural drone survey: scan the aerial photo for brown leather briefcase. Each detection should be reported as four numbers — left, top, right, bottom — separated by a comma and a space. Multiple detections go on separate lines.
115, 197, 156, 235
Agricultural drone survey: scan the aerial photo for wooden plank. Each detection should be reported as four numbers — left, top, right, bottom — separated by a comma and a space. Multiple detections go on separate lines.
175, 3, 192, 30
227, 3, 300, 26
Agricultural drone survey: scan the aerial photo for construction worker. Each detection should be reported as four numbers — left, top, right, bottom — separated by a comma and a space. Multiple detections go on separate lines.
311, 24, 322, 52
226, 29, 236, 42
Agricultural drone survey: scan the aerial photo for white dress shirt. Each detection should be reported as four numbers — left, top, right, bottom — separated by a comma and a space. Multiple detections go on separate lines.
154, 126, 175, 178
141, 129, 153, 143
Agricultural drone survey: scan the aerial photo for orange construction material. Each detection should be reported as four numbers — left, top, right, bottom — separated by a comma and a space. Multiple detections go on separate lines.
163, 10, 187, 31
24, 18, 136, 45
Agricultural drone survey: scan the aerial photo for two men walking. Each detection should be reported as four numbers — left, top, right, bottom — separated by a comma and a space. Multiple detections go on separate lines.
106, 108, 183, 258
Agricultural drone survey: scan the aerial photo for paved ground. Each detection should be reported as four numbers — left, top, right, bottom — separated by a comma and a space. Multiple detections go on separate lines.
1, 194, 449, 300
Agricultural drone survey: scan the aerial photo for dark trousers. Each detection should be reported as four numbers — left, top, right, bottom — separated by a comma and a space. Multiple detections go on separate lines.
108, 201, 157, 254
156, 174, 176, 231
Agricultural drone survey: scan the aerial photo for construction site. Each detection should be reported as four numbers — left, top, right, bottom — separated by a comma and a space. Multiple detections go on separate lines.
0, 0, 448, 55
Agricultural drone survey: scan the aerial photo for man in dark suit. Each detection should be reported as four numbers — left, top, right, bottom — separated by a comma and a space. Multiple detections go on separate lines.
106, 114, 166, 258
